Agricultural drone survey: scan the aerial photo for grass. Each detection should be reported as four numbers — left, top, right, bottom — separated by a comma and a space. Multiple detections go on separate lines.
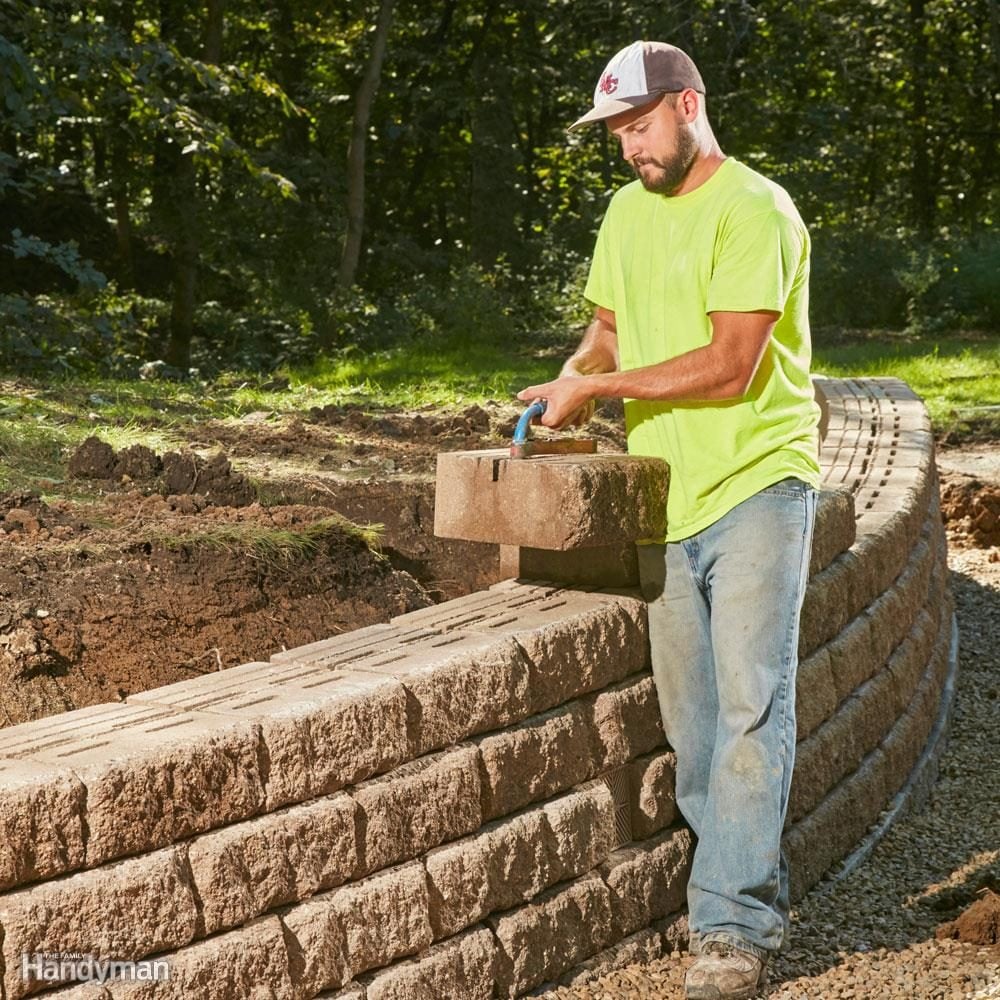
812, 331, 1000, 435
140, 515, 385, 564
0, 328, 995, 501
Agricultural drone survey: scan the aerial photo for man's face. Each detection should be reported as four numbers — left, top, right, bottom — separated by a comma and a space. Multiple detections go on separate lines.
606, 93, 698, 196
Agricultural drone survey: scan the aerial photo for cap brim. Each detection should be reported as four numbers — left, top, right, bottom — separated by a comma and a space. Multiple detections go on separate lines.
567, 92, 662, 131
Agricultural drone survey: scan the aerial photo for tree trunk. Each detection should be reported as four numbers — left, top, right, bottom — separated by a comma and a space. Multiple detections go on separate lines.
336, 0, 395, 292
162, 0, 225, 369
909, 0, 933, 235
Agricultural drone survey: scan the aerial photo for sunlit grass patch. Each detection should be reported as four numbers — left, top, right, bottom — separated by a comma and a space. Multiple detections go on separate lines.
140, 514, 384, 565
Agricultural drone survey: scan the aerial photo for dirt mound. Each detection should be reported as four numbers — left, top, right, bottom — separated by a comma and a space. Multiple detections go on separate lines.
939, 473, 1000, 549
936, 888, 1000, 945
68, 436, 255, 506
0, 498, 431, 728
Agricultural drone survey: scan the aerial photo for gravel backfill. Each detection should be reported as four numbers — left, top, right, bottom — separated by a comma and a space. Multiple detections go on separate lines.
539, 544, 1000, 999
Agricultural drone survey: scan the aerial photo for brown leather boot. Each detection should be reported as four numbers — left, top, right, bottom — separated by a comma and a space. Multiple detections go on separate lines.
684, 941, 769, 999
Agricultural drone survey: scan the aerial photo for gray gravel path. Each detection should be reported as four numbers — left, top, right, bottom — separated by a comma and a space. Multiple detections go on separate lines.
540, 544, 1000, 999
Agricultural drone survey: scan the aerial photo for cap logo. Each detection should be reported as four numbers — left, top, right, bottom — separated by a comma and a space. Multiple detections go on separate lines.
598, 72, 619, 96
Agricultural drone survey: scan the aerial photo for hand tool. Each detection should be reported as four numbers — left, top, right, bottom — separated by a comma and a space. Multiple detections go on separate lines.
509, 399, 597, 459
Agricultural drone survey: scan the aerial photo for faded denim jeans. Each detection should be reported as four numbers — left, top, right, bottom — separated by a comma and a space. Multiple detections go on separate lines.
637, 477, 817, 959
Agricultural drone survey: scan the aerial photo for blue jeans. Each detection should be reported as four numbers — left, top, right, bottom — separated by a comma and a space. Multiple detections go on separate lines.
637, 478, 817, 959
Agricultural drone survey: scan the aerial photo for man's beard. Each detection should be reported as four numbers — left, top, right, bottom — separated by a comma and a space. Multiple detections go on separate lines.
631, 125, 698, 195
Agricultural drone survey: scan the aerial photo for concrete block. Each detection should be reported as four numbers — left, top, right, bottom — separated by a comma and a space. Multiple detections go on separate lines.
628, 750, 678, 839
788, 731, 834, 824
36, 985, 110, 1000
0, 757, 86, 890
500, 542, 639, 587
795, 647, 838, 742
351, 745, 482, 875
425, 807, 556, 940
362, 926, 497, 1000
434, 449, 669, 549
393, 586, 650, 716
0, 703, 267, 867
425, 782, 614, 940
490, 872, 614, 997
103, 914, 293, 999
799, 555, 853, 657
588, 675, 665, 770
475, 701, 596, 820
282, 861, 433, 995
187, 792, 358, 937
1, 847, 197, 999
826, 613, 876, 702
810, 485, 856, 576
542, 780, 618, 879
135, 666, 409, 807
598, 827, 694, 938
849, 669, 898, 756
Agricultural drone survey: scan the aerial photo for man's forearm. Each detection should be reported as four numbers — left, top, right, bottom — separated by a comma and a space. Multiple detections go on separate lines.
561, 312, 619, 376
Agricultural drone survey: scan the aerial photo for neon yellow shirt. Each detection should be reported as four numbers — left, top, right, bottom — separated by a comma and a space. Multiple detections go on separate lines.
584, 157, 821, 542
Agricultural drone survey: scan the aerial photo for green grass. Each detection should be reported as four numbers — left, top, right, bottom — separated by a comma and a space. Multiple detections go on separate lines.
141, 515, 384, 564
813, 332, 1000, 432
0, 329, 995, 502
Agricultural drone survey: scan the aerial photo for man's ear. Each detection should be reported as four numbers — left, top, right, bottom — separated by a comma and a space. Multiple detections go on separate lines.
678, 88, 700, 122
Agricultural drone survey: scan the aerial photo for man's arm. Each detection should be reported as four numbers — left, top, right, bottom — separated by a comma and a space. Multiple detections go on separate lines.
518, 309, 778, 429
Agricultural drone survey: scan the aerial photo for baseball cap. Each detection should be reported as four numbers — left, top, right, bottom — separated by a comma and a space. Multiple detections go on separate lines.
569, 40, 706, 130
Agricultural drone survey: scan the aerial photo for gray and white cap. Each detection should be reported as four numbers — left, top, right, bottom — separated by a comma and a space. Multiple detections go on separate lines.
569, 40, 706, 131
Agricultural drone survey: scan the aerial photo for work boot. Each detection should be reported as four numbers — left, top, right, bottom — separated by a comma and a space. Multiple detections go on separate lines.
684, 941, 768, 999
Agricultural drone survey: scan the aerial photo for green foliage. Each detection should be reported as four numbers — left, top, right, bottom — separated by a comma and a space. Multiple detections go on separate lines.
0, 0, 996, 378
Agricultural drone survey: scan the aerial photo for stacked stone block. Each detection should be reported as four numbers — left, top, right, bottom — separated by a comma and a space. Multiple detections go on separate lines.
0, 378, 953, 998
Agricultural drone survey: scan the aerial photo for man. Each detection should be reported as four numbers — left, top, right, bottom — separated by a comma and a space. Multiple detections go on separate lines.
517, 41, 821, 1000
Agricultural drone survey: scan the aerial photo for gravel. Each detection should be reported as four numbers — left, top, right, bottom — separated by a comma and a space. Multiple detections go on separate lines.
539, 542, 1000, 999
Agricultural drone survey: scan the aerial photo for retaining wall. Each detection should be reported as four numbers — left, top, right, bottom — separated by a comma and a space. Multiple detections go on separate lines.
0, 377, 953, 999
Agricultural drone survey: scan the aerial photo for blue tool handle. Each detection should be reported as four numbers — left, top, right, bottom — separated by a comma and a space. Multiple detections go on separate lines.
513, 399, 547, 445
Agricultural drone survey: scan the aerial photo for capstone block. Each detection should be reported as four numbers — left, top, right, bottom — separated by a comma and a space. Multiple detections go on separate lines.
434, 449, 669, 549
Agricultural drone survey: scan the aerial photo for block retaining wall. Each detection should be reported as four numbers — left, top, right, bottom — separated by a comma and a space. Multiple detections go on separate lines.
0, 377, 953, 1000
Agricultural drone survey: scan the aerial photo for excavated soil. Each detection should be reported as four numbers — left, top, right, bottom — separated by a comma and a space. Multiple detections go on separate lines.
0, 396, 995, 731
937, 889, 1000, 946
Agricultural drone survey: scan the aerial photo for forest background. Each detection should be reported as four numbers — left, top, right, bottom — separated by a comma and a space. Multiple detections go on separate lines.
0, 0, 997, 382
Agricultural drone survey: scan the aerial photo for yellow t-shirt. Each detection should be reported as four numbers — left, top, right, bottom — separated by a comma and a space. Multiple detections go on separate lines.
584, 157, 821, 542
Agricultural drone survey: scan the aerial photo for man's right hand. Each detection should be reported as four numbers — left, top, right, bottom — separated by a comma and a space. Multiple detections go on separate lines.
557, 357, 599, 426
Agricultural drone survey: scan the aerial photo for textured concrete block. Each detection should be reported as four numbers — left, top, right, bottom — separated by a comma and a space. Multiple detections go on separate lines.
2, 847, 197, 999
282, 861, 433, 995
425, 782, 614, 940
788, 733, 833, 824
810, 485, 856, 576
475, 701, 596, 820
490, 872, 614, 997
393, 586, 650, 718
826, 614, 877, 702
628, 750, 678, 839
598, 827, 694, 938
796, 647, 838, 742
850, 668, 898, 756
351, 745, 482, 875
103, 915, 293, 999
0, 703, 267, 867
588, 675, 664, 770
187, 792, 358, 936
542, 780, 617, 879
425, 807, 555, 940
363, 926, 497, 1000
39, 985, 110, 999
0, 757, 87, 890
136, 666, 409, 807
434, 449, 669, 549
799, 555, 854, 657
